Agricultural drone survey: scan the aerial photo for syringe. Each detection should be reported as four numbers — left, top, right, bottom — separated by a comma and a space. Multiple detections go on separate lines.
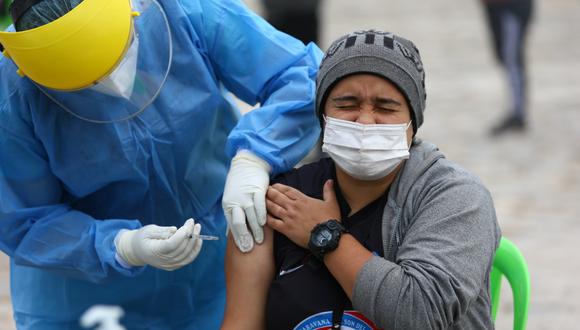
190, 234, 219, 241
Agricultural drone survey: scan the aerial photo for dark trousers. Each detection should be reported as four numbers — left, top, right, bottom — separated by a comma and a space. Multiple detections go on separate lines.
262, 0, 321, 45
483, 0, 533, 118
1, 0, 9, 16
267, 10, 320, 45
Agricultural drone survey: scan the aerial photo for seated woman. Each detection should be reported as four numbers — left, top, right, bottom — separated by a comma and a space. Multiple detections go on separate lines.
221, 30, 501, 330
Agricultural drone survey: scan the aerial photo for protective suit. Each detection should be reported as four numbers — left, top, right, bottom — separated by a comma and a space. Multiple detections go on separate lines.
0, 0, 322, 328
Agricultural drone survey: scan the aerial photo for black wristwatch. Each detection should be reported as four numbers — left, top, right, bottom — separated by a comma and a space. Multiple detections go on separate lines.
308, 219, 347, 260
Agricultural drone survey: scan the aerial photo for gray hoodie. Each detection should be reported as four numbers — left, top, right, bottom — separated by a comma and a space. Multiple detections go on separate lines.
353, 139, 501, 329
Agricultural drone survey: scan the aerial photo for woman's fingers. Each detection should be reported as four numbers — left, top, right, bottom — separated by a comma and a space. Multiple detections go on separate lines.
266, 198, 287, 219
271, 183, 303, 201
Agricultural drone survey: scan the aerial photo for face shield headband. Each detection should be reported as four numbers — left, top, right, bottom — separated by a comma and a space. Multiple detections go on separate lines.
0, 0, 173, 123
40, 0, 172, 123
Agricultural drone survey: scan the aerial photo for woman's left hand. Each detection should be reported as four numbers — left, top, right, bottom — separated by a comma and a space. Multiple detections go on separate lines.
266, 180, 340, 248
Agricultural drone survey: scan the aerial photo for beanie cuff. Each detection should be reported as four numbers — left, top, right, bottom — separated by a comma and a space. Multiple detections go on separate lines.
317, 55, 423, 131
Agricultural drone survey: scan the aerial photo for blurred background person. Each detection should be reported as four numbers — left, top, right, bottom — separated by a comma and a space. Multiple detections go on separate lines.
262, 0, 322, 45
481, 0, 534, 136
0, 0, 11, 29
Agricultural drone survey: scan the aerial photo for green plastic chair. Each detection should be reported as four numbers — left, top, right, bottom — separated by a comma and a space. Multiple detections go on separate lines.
490, 237, 531, 330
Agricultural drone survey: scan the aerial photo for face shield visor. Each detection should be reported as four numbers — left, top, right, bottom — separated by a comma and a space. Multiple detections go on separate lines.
0, 0, 172, 123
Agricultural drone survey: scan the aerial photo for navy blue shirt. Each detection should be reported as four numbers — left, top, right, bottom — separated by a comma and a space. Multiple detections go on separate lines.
265, 157, 385, 330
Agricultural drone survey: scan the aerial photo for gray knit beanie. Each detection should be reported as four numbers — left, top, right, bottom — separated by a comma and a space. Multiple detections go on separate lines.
316, 30, 426, 133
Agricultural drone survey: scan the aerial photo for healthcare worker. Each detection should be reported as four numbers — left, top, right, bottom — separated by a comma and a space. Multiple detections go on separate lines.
0, 0, 322, 329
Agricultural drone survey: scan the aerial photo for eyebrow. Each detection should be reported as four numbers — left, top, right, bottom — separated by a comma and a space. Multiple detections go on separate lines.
374, 97, 402, 106
330, 96, 359, 102
330, 96, 402, 106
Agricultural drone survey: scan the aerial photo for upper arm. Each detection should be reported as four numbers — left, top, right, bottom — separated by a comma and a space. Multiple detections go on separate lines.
401, 176, 500, 290
188, 0, 323, 173
223, 227, 275, 330
199, 0, 317, 104
353, 174, 500, 329
394, 178, 499, 325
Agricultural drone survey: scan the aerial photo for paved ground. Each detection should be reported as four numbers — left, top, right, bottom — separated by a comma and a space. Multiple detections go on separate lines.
1, 0, 579, 328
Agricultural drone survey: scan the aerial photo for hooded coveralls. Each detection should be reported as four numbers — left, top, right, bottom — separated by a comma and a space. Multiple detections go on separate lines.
0, 0, 322, 328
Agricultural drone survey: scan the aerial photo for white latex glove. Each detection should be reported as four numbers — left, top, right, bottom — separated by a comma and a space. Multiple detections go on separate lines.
115, 218, 203, 271
222, 150, 271, 252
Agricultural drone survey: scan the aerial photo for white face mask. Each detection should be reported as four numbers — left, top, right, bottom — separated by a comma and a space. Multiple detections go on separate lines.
91, 35, 140, 100
322, 116, 411, 181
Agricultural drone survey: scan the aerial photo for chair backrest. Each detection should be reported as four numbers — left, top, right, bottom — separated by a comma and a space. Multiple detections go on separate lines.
490, 237, 531, 330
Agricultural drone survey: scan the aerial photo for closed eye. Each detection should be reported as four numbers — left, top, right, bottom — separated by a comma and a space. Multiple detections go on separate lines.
331, 96, 359, 110
375, 107, 397, 113
335, 104, 358, 110
375, 97, 402, 108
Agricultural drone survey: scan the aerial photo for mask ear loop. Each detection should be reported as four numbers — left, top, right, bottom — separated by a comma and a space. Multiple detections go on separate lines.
406, 120, 414, 149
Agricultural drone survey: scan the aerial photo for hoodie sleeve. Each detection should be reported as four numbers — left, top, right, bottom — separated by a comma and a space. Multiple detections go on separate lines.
352, 171, 501, 329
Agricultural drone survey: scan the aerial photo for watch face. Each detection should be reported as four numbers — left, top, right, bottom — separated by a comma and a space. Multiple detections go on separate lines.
315, 229, 333, 246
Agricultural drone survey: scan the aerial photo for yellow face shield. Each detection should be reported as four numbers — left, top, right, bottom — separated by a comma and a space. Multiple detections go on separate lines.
0, 0, 139, 91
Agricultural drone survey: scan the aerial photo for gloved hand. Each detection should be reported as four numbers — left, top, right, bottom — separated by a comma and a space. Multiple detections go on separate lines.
222, 150, 271, 252
115, 218, 203, 271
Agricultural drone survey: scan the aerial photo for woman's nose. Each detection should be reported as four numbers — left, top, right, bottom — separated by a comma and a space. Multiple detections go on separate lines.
355, 106, 376, 124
